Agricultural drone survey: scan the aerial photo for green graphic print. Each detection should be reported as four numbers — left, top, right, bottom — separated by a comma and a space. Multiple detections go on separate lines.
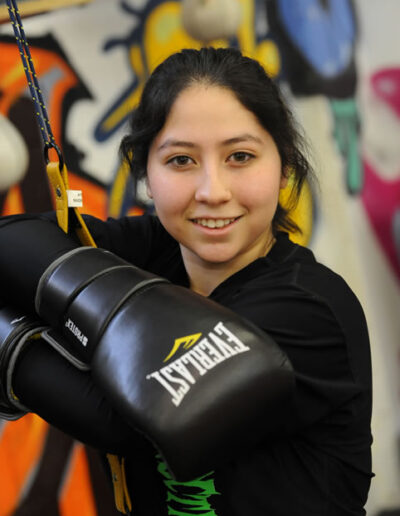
157, 456, 220, 515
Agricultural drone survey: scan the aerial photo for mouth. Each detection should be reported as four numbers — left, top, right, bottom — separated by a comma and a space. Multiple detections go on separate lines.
190, 216, 241, 229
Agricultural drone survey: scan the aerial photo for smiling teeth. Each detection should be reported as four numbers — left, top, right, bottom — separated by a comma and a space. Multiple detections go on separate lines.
195, 218, 235, 228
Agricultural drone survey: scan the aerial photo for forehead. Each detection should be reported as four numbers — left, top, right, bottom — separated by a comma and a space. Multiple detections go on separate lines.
156, 84, 269, 144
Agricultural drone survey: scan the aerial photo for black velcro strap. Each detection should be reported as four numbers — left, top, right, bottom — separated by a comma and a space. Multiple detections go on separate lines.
36, 246, 168, 362
41, 328, 90, 371
0, 306, 47, 419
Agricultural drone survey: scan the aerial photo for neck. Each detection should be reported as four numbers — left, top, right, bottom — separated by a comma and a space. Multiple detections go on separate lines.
184, 258, 233, 297
180, 235, 276, 297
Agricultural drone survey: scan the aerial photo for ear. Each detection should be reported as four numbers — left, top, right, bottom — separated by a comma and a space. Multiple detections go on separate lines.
145, 178, 153, 199
280, 171, 289, 189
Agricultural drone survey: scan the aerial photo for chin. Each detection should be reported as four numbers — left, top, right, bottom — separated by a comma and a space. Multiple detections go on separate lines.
196, 250, 238, 265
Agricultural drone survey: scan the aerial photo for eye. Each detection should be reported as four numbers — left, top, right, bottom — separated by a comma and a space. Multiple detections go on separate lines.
167, 155, 194, 167
228, 151, 255, 164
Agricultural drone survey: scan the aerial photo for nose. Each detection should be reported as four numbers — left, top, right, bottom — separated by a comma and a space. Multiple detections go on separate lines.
194, 165, 232, 204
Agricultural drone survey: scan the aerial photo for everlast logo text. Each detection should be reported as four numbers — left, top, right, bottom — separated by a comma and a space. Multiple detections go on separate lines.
146, 321, 250, 407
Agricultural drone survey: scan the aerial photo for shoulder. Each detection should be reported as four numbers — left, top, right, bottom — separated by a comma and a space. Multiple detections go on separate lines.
82, 213, 178, 264
281, 236, 367, 339
83, 213, 165, 248
82, 213, 185, 281
255, 232, 366, 327
219, 233, 370, 382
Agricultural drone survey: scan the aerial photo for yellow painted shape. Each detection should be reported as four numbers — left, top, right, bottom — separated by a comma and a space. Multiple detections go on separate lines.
101, 83, 144, 133
0, 62, 26, 90
144, 2, 202, 71
237, 0, 255, 55
129, 45, 145, 78
279, 176, 313, 246
255, 39, 281, 78
108, 160, 131, 219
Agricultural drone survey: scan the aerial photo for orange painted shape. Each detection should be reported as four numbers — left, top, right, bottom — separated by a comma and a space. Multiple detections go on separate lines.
0, 42, 78, 146
0, 415, 48, 515
59, 444, 97, 516
1, 185, 25, 216
127, 206, 145, 217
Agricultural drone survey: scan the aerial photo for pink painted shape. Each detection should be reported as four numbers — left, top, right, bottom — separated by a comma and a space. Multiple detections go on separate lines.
371, 68, 400, 118
362, 160, 400, 281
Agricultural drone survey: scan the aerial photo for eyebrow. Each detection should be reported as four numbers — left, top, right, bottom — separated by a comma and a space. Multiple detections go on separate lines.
222, 134, 263, 146
157, 133, 263, 151
157, 139, 196, 151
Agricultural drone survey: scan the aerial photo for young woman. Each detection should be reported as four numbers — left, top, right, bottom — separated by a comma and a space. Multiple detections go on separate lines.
0, 47, 372, 515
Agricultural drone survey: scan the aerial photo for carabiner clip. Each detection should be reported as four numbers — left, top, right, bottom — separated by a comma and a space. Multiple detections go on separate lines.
44, 142, 64, 171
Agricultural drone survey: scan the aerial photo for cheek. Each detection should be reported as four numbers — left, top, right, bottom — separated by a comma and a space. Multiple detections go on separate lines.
237, 172, 282, 210
147, 172, 191, 216
147, 165, 170, 202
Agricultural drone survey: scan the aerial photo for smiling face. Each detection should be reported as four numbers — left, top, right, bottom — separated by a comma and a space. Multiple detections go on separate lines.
146, 84, 287, 284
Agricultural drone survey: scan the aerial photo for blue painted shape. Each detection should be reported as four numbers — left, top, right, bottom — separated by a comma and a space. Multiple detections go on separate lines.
277, 0, 356, 77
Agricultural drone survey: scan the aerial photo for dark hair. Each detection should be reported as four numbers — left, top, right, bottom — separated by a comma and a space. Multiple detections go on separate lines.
120, 47, 314, 234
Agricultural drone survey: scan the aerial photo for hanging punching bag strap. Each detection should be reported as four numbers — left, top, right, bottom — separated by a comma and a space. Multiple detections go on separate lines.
46, 157, 96, 247
106, 454, 133, 516
6, 0, 96, 247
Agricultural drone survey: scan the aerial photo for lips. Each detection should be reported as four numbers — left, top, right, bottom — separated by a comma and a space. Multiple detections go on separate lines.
191, 217, 240, 228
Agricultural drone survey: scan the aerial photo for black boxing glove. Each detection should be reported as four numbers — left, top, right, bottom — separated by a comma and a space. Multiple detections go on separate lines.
12, 332, 153, 456
0, 215, 78, 313
0, 303, 153, 455
36, 246, 294, 480
0, 216, 294, 480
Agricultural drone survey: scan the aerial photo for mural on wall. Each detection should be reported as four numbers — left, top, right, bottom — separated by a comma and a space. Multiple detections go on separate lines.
0, 34, 107, 218
0, 1, 399, 515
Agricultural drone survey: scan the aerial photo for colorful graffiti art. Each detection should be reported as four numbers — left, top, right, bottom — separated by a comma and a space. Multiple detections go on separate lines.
0, 35, 107, 219
1, 2, 359, 515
